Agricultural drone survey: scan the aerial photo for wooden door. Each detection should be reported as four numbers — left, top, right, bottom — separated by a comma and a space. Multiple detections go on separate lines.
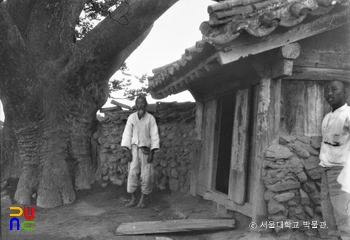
228, 89, 251, 204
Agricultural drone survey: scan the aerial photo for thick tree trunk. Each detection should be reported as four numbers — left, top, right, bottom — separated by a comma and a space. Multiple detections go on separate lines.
0, 0, 178, 208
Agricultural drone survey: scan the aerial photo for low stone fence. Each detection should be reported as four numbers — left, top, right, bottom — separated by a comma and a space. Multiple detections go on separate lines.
262, 135, 327, 237
93, 102, 196, 193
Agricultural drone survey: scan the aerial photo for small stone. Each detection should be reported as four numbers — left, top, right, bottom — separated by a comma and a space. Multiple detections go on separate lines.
296, 136, 311, 144
303, 156, 320, 170
304, 206, 314, 217
311, 136, 322, 149
264, 190, 276, 201
302, 181, 317, 193
288, 157, 302, 167
101, 182, 108, 187
265, 144, 294, 159
169, 179, 179, 191
294, 205, 304, 215
288, 143, 310, 159
300, 189, 311, 205
267, 182, 301, 192
297, 172, 308, 183
160, 160, 168, 167
102, 175, 109, 181
279, 135, 297, 145
315, 206, 322, 213
101, 167, 109, 175
306, 168, 322, 180
309, 191, 321, 205
288, 200, 298, 206
273, 192, 295, 202
170, 161, 178, 168
167, 132, 175, 140
294, 140, 319, 156
268, 201, 286, 214
121, 158, 128, 164
108, 155, 118, 163
276, 159, 286, 165
171, 168, 179, 179
99, 153, 108, 163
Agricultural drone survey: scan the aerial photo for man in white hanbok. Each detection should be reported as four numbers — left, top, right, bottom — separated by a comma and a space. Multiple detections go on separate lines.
319, 80, 350, 240
121, 96, 159, 208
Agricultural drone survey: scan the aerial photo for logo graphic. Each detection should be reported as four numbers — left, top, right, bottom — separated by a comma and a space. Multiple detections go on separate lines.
9, 206, 35, 231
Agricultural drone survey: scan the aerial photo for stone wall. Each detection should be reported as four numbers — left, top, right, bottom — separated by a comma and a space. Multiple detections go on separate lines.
262, 135, 326, 237
93, 102, 196, 193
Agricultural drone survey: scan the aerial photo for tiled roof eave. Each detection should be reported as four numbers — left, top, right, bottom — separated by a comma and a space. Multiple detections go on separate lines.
201, 0, 350, 47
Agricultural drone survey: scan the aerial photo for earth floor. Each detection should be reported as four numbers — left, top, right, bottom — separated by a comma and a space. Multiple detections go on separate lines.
1, 179, 316, 240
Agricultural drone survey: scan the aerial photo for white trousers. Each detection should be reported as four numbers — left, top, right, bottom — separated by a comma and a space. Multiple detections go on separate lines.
127, 145, 154, 195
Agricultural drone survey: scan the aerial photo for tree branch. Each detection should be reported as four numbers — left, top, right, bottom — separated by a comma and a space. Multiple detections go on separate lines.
72, 0, 178, 72
24, 0, 87, 62
0, 5, 38, 114
5, 0, 38, 35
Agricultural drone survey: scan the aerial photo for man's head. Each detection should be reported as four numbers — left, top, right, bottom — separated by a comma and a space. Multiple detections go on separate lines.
135, 95, 148, 117
324, 80, 348, 110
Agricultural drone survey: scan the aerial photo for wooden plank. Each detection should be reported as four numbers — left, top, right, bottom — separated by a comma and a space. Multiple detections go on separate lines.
280, 80, 306, 135
293, 24, 350, 70
115, 219, 235, 235
218, 9, 350, 65
286, 66, 350, 82
304, 82, 324, 137
194, 102, 204, 141
197, 186, 252, 217
228, 89, 250, 204
247, 84, 259, 204
190, 140, 201, 197
251, 78, 280, 223
198, 99, 217, 190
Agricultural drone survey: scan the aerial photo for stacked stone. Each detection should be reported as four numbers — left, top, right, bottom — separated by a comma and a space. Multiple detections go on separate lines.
153, 121, 196, 192
93, 102, 196, 192
93, 110, 131, 187
262, 135, 323, 236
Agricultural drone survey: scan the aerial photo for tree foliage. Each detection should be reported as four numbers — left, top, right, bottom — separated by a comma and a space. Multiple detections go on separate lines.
75, 0, 124, 39
109, 63, 149, 101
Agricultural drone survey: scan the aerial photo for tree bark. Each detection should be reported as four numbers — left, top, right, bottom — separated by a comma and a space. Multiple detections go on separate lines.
0, 0, 177, 208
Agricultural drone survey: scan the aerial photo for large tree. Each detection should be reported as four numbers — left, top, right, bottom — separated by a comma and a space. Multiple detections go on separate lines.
0, 0, 177, 208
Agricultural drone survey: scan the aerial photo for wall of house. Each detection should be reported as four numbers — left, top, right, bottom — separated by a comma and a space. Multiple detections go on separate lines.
92, 102, 196, 193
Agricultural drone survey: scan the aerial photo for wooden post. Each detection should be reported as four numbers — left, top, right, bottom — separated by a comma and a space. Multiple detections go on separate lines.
190, 102, 204, 196
228, 89, 250, 204
251, 78, 281, 223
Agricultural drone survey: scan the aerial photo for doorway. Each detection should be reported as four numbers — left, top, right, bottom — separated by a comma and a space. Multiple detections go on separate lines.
214, 92, 236, 194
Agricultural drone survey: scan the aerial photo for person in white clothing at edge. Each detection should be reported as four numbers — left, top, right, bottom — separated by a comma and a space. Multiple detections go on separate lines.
121, 95, 160, 208
319, 80, 350, 240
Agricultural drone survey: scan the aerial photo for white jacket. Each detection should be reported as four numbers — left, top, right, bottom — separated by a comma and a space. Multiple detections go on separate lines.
121, 112, 160, 150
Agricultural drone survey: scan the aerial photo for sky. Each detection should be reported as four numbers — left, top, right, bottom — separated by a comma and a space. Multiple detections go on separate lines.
0, 0, 213, 121
106, 0, 212, 107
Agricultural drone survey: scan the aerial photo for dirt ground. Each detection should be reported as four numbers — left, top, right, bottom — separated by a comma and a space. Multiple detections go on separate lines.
1, 179, 253, 240
1, 179, 317, 240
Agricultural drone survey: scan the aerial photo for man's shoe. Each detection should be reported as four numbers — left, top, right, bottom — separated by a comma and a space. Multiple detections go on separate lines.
126, 194, 137, 207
